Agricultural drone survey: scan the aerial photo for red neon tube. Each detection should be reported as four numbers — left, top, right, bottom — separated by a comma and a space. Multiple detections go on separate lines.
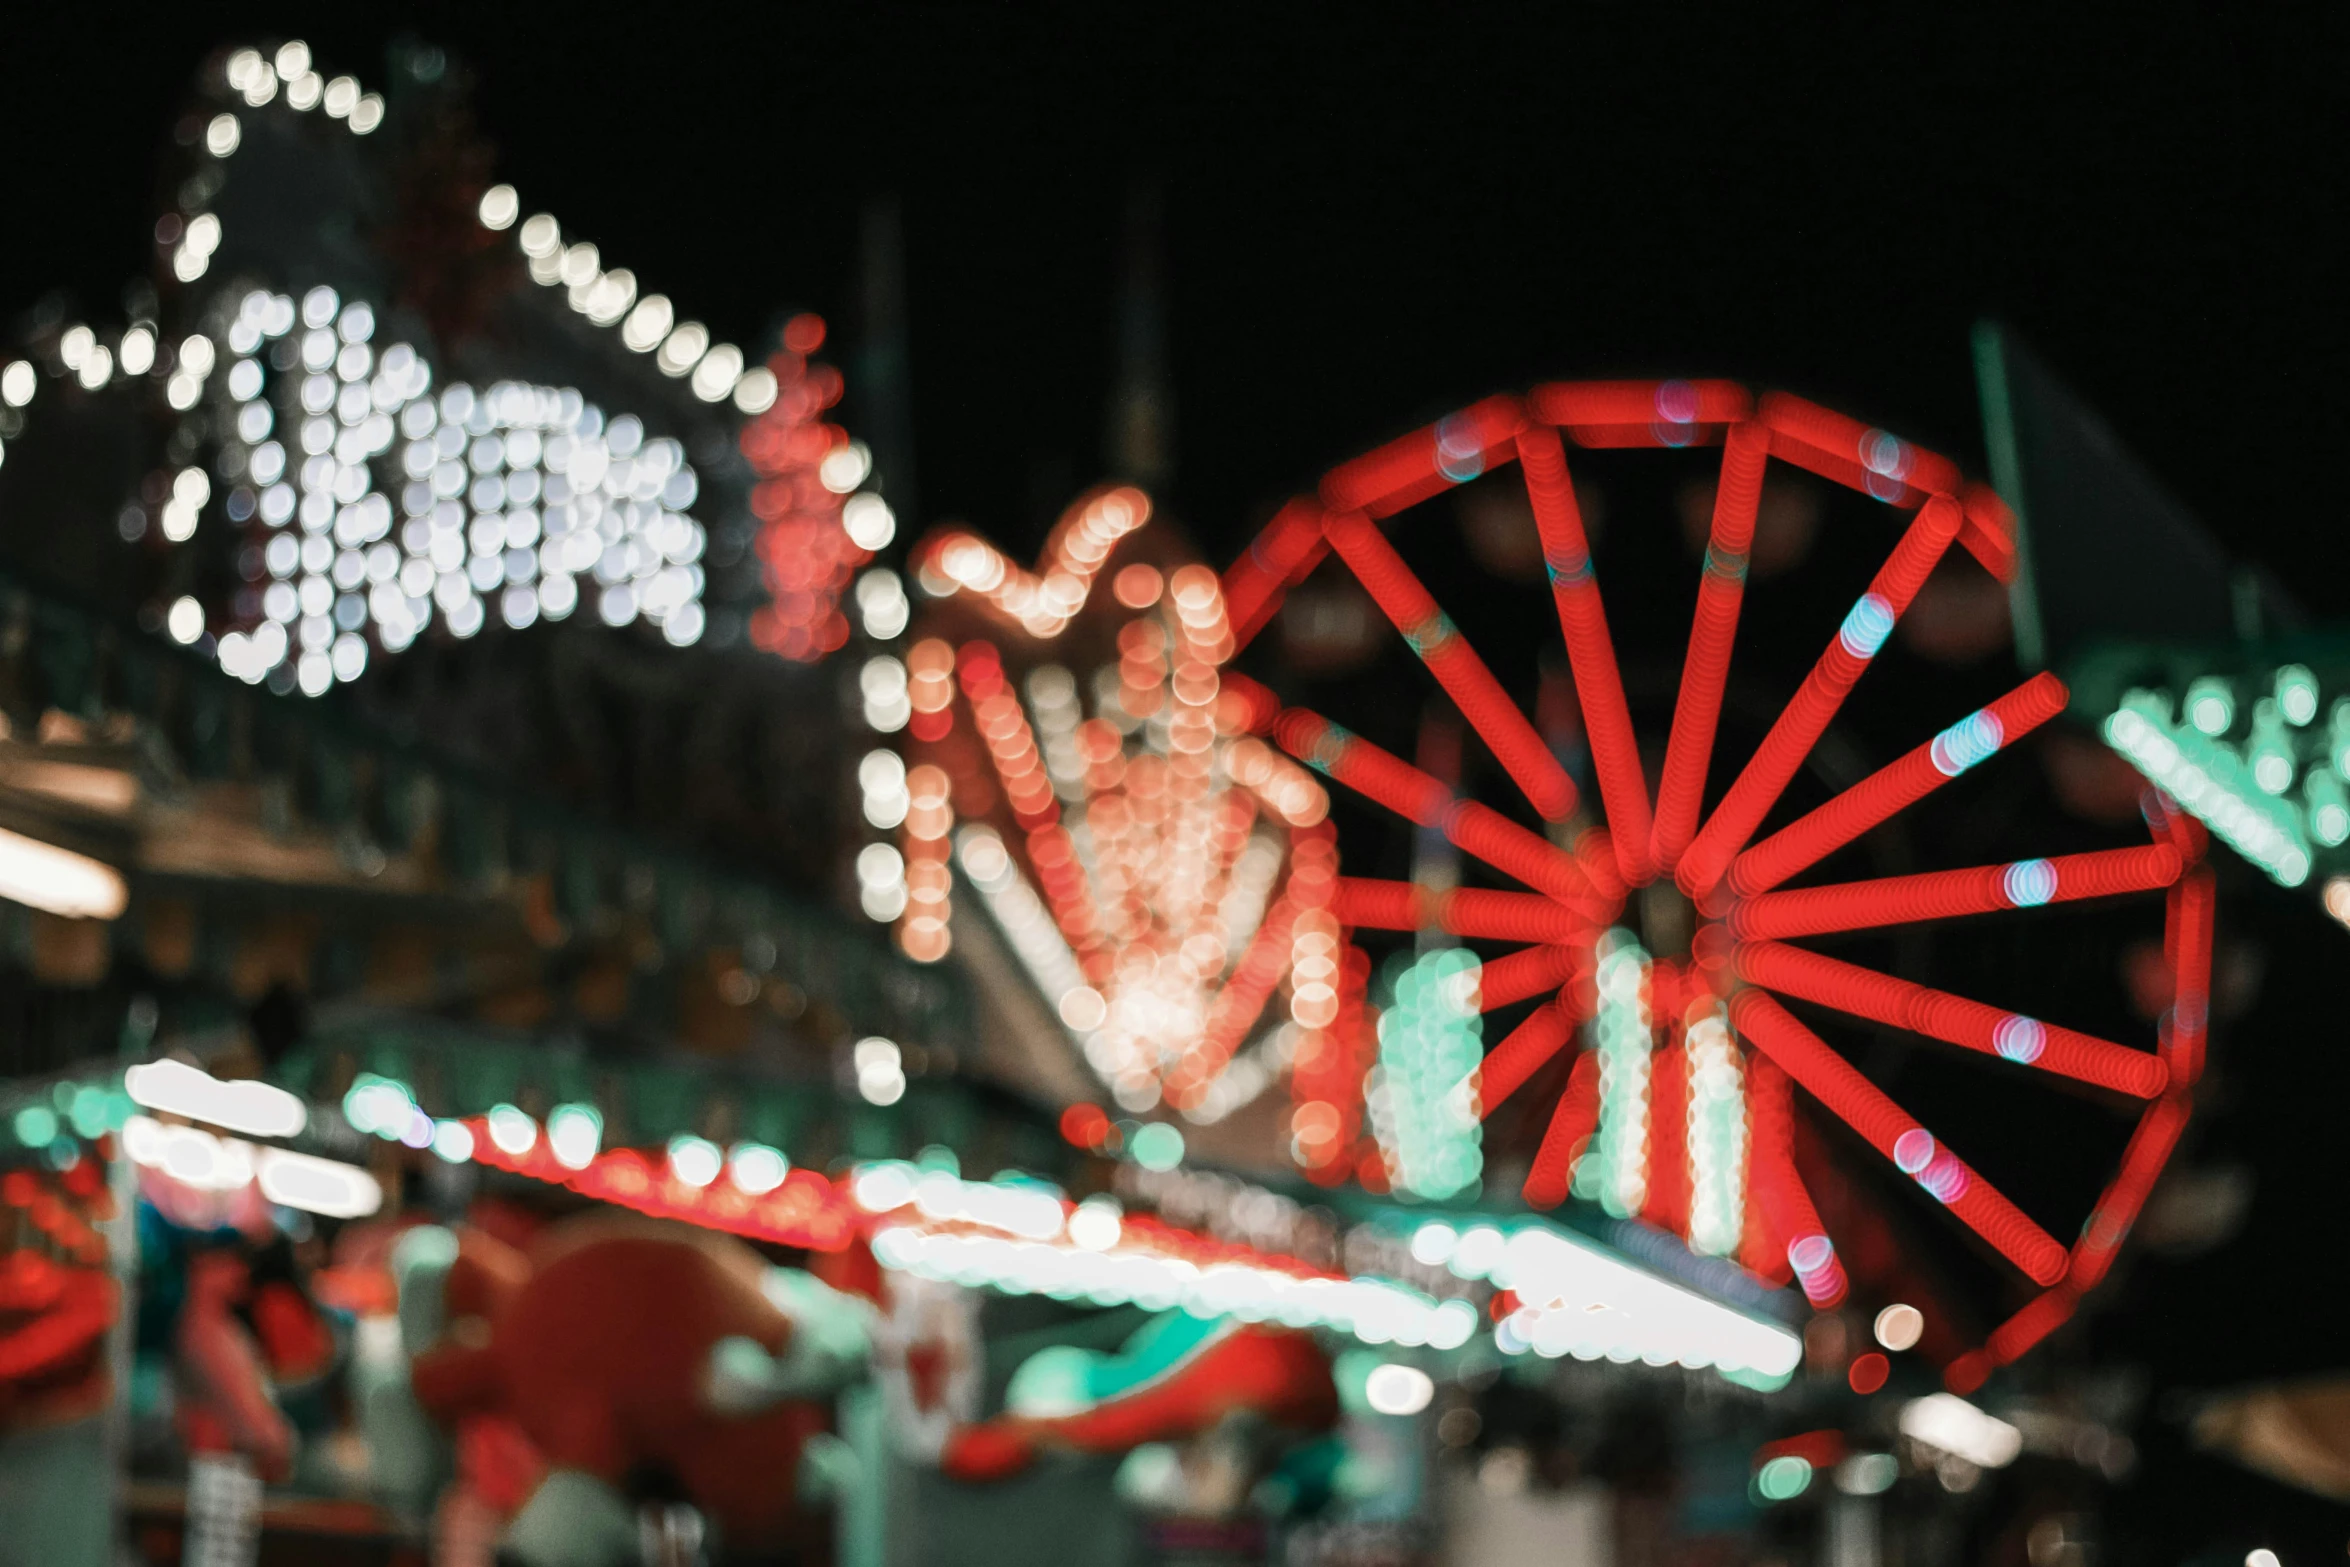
1320, 395, 1526, 518
1958, 482, 2019, 584
1730, 672, 2071, 896
1732, 939, 2168, 1098
1441, 801, 1608, 914
1747, 1055, 1844, 1305
2068, 1093, 2191, 1291
1273, 710, 1454, 826
1274, 714, 1607, 915
1642, 1037, 1690, 1237
1328, 877, 1419, 931
2163, 868, 2215, 1087
1222, 497, 1328, 654
1982, 1287, 2079, 1370
1216, 670, 1282, 736
1476, 944, 1582, 1013
1650, 422, 1767, 875
1758, 391, 1964, 502
1730, 843, 2183, 940
1474, 998, 1577, 1113
1444, 887, 1593, 943
1678, 496, 1962, 895
1571, 827, 1629, 905
1322, 510, 1577, 822
1527, 380, 1753, 428
1518, 424, 1654, 880
2142, 789, 2211, 863
1522, 1049, 1601, 1208
1730, 990, 2068, 1285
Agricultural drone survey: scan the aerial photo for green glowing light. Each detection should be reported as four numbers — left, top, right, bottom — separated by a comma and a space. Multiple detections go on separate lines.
2277, 664, 2320, 727
1129, 1122, 1185, 1171
12, 1105, 59, 1147
2249, 699, 2296, 795
2105, 692, 2310, 886
1373, 948, 1483, 1200
2308, 771, 2350, 847
2184, 676, 2235, 737
1685, 1002, 1746, 1257
1756, 1455, 1814, 1502
67, 1085, 109, 1140
343, 1073, 417, 1139
1576, 931, 1652, 1217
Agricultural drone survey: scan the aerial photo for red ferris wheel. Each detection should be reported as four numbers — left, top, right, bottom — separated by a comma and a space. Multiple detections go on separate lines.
1218, 381, 2214, 1389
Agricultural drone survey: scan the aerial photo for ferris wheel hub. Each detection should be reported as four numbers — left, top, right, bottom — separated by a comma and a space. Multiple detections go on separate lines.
1636, 879, 1696, 960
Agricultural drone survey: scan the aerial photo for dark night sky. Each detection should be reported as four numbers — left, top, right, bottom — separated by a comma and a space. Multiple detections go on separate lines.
9, 7, 2350, 1553
6, 7, 2349, 586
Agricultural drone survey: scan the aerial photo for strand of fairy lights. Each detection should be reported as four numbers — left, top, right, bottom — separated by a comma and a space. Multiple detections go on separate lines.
876, 491, 1339, 1137
0, 39, 891, 687
850, 1161, 1479, 1350
1576, 931, 1653, 1218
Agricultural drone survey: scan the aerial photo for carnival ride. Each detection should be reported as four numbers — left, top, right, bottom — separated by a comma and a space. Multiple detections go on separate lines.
1207, 381, 2213, 1389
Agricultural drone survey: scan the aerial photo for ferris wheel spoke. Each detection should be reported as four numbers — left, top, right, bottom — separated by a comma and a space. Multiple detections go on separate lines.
2141, 788, 2211, 862
1322, 510, 1580, 823
1976, 1289, 2081, 1381
1447, 801, 1623, 909
1677, 495, 1964, 896
1729, 843, 2185, 940
1518, 424, 1654, 883
1730, 672, 2072, 897
1275, 709, 1454, 824
1651, 423, 1768, 876
1477, 944, 1587, 1013
1747, 1055, 1843, 1303
1470, 997, 1581, 1115
1329, 877, 1594, 943
1274, 708, 1613, 914
1730, 990, 2069, 1286
1522, 1049, 1601, 1209
1732, 940, 2169, 1099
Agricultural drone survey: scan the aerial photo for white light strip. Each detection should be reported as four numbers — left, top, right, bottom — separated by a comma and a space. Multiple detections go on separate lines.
871, 1225, 1480, 1350
125, 1058, 307, 1138
954, 826, 1095, 1048
1899, 1393, 2023, 1469
1471, 1222, 1800, 1384
852, 1162, 1067, 1240
0, 826, 128, 919
255, 1146, 383, 1218
122, 1113, 380, 1218
851, 1161, 1478, 1350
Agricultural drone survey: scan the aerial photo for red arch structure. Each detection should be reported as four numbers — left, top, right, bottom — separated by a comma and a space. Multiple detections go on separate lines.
1218, 382, 2212, 1388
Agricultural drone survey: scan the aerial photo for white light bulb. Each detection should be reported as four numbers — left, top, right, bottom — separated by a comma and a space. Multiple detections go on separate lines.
477, 184, 519, 231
